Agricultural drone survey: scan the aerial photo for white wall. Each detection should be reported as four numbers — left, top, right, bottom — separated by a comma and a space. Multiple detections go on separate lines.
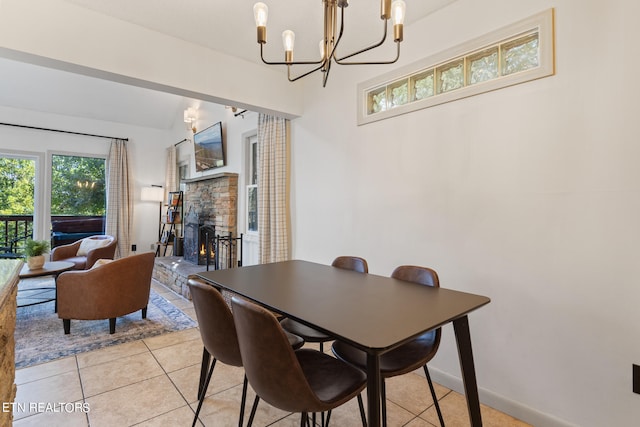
290, 0, 640, 426
176, 104, 258, 238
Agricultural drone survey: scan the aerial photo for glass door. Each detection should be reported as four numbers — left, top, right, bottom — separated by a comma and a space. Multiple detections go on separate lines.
0, 154, 36, 256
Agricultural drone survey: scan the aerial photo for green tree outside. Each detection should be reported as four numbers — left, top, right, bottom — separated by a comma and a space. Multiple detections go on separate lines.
51, 154, 106, 215
0, 155, 105, 215
0, 157, 35, 215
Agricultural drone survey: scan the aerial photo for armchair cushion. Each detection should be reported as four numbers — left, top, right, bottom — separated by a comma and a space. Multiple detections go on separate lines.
77, 236, 112, 256
90, 259, 113, 269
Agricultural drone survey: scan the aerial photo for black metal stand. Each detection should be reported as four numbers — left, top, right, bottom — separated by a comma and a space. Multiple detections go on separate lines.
204, 232, 243, 271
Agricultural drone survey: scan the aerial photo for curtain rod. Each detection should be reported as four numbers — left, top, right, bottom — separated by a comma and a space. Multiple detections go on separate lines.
0, 122, 128, 141
174, 138, 190, 146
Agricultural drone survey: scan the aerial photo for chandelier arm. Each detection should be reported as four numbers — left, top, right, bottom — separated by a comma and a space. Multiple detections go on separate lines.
322, 60, 333, 87
325, 6, 346, 64
334, 15, 389, 63
335, 41, 400, 65
287, 63, 327, 82
260, 44, 324, 66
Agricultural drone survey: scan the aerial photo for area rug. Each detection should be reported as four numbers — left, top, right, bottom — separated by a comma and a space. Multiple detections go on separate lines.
15, 277, 197, 369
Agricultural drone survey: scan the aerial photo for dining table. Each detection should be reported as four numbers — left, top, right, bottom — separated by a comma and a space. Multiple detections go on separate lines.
197, 259, 490, 427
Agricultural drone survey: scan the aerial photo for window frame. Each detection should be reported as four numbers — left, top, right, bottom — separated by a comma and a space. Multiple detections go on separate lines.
357, 8, 555, 125
245, 134, 258, 236
49, 152, 107, 217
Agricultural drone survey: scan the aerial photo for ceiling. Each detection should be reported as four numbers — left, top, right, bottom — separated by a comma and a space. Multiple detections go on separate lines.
0, 0, 457, 130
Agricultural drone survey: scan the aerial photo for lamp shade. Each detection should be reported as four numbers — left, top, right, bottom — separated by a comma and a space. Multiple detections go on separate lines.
141, 186, 165, 202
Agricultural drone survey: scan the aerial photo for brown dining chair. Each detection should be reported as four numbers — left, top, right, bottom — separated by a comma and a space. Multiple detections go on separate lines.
231, 296, 368, 427
187, 278, 304, 427
331, 265, 445, 427
280, 256, 368, 352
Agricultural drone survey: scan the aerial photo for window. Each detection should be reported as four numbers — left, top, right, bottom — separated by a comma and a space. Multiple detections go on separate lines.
0, 155, 36, 249
246, 135, 258, 234
358, 9, 555, 125
179, 161, 189, 193
51, 154, 106, 216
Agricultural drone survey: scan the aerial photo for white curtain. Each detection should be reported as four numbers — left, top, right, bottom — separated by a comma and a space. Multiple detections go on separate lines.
164, 145, 178, 199
258, 114, 290, 263
105, 139, 133, 258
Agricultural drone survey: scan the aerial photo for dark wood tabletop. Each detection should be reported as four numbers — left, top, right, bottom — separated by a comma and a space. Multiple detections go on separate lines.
198, 259, 489, 351
19, 261, 75, 279
197, 259, 490, 426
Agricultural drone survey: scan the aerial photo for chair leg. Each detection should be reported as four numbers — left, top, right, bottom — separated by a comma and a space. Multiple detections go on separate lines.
424, 365, 445, 427
109, 318, 116, 334
300, 412, 308, 427
192, 357, 217, 427
324, 409, 332, 427
63, 319, 70, 334
238, 375, 249, 427
142, 306, 148, 319
381, 379, 387, 427
357, 393, 367, 427
247, 395, 260, 427
198, 348, 211, 400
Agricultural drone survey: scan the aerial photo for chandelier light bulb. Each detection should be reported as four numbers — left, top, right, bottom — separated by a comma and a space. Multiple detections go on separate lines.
282, 30, 295, 52
253, 2, 268, 27
282, 30, 295, 62
391, 0, 406, 25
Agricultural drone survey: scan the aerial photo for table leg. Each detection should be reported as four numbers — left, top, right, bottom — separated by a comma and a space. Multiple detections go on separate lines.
453, 315, 483, 427
366, 352, 381, 427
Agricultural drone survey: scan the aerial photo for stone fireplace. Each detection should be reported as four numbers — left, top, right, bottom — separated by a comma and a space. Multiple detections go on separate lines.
183, 172, 238, 237
152, 172, 239, 298
182, 172, 238, 265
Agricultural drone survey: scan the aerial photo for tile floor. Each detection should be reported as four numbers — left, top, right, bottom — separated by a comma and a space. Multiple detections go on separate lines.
12, 281, 531, 426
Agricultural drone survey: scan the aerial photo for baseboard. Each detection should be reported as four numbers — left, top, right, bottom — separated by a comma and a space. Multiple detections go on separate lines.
428, 367, 577, 427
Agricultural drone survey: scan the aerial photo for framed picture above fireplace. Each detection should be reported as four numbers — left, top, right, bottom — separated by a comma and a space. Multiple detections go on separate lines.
194, 121, 225, 172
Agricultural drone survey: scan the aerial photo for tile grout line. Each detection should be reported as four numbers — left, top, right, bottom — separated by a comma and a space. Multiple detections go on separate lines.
74, 354, 92, 427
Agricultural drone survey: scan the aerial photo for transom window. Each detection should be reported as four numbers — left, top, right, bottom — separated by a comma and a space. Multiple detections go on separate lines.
358, 9, 555, 125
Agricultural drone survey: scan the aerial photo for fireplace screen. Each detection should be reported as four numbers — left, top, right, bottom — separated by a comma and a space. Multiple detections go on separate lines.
182, 207, 242, 269
184, 223, 216, 266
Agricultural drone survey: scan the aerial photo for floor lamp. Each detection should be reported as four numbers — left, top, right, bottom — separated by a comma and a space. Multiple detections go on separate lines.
141, 185, 165, 243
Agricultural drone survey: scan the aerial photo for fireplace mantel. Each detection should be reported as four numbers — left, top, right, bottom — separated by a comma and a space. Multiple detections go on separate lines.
183, 172, 238, 184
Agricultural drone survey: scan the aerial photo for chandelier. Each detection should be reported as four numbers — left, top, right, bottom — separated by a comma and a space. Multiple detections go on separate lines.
253, 0, 406, 87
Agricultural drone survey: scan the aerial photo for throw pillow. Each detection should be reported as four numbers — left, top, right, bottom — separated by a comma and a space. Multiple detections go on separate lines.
90, 259, 113, 269
77, 237, 111, 256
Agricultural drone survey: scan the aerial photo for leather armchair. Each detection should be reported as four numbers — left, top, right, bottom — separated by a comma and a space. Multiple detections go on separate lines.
57, 252, 155, 334
50, 235, 117, 270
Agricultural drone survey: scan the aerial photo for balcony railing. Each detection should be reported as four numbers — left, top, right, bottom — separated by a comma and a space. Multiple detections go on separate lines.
1, 215, 105, 256
0, 215, 33, 253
